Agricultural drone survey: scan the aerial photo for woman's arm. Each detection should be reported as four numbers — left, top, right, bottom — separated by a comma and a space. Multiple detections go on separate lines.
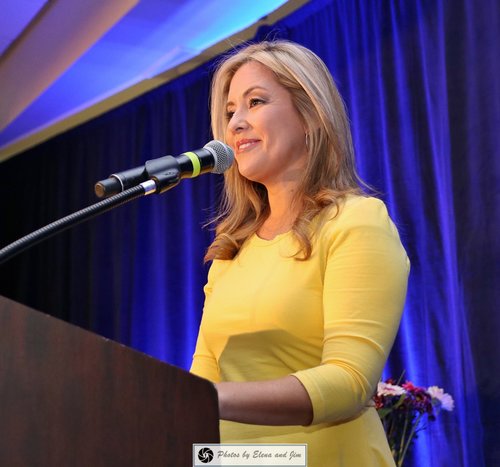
216, 375, 313, 426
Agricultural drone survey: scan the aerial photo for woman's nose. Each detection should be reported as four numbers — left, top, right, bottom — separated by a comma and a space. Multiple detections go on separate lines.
227, 110, 249, 133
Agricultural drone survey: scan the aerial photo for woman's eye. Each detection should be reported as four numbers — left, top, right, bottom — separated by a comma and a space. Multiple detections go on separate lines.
225, 110, 235, 120
249, 98, 264, 107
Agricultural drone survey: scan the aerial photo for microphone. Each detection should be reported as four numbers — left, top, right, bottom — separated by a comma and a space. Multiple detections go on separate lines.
94, 140, 234, 198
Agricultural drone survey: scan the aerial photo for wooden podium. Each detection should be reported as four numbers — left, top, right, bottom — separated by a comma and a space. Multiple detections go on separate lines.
0, 295, 219, 466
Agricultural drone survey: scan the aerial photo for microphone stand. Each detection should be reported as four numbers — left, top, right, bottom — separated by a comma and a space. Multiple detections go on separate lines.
0, 179, 162, 265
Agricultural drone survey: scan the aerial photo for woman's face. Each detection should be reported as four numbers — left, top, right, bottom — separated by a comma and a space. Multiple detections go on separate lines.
225, 61, 308, 188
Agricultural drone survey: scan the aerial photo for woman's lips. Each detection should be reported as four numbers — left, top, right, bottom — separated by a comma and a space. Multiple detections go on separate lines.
236, 139, 260, 152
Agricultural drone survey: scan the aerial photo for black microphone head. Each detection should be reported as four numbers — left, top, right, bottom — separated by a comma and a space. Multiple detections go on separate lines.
204, 140, 234, 174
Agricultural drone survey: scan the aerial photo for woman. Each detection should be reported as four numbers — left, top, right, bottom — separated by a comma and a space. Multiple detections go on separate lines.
190, 40, 409, 466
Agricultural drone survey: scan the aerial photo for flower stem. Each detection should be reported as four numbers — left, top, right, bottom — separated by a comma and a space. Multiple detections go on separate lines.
396, 413, 411, 466
399, 413, 424, 466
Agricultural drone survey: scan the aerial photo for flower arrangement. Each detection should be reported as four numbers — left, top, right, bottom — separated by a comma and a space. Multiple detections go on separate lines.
373, 376, 454, 466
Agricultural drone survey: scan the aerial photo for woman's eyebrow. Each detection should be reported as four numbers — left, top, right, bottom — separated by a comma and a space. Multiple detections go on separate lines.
226, 86, 268, 107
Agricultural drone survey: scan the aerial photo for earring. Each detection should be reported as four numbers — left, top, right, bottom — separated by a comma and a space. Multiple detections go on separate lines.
305, 133, 310, 150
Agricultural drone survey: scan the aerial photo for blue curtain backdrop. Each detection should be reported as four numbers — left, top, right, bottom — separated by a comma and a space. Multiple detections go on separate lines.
0, 1, 498, 465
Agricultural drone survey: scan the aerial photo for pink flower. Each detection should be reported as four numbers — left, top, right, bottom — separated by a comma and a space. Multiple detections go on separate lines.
377, 381, 406, 396
428, 386, 455, 411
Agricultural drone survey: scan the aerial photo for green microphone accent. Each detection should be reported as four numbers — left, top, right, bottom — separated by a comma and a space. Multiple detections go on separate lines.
183, 151, 201, 177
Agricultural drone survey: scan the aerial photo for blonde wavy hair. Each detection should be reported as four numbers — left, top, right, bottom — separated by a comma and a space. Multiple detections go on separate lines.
205, 40, 364, 262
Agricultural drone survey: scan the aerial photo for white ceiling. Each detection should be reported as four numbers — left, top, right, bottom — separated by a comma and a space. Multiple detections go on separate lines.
0, 0, 307, 162
0, 0, 48, 56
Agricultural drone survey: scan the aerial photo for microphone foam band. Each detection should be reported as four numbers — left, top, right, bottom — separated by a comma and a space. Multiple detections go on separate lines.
204, 140, 234, 174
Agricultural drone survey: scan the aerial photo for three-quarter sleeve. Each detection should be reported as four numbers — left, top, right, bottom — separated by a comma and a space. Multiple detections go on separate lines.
293, 197, 410, 424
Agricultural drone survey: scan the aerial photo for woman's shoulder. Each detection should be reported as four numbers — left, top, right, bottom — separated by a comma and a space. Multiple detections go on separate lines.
312, 195, 408, 268
316, 195, 399, 240
323, 195, 389, 225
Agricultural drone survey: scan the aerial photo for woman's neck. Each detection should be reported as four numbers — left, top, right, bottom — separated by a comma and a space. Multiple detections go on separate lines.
257, 182, 301, 240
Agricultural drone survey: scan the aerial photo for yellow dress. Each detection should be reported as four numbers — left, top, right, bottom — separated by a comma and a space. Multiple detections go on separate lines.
191, 196, 410, 466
